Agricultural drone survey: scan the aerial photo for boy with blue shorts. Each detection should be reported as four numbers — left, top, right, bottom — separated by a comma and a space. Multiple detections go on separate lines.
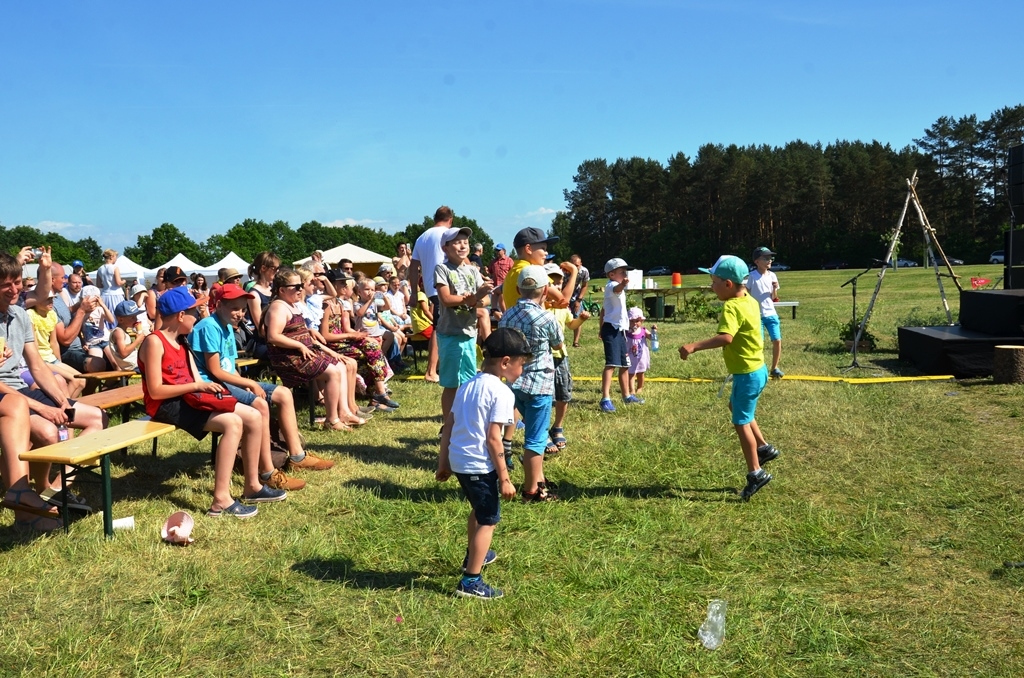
748, 246, 784, 379
436, 328, 532, 599
434, 226, 494, 429
678, 255, 780, 501
190, 284, 335, 489
599, 257, 638, 412
498, 265, 564, 502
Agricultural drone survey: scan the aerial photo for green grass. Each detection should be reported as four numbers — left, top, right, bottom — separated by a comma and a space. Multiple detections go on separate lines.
3, 264, 1024, 676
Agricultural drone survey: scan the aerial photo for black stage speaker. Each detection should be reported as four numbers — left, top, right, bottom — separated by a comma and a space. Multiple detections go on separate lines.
960, 289, 1024, 336
1004, 230, 1024, 289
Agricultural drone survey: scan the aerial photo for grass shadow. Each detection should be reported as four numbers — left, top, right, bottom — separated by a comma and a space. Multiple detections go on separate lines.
306, 440, 437, 472
291, 557, 444, 592
556, 482, 740, 502
344, 477, 462, 502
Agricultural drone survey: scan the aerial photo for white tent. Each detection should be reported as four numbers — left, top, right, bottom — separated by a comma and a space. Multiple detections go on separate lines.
293, 243, 391, 276
154, 253, 206, 275
22, 263, 72, 282
111, 254, 153, 281
205, 252, 251, 280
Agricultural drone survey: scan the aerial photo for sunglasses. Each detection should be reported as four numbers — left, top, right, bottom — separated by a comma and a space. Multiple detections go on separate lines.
281, 283, 303, 291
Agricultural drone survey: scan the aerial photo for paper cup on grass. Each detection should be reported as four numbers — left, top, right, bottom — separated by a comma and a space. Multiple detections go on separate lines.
161, 510, 195, 545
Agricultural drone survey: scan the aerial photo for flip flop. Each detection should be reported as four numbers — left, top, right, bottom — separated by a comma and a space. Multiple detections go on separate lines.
2, 488, 60, 519
15, 515, 63, 534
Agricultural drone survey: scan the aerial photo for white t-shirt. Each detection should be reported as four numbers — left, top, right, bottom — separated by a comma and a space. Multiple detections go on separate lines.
747, 269, 779, 317
604, 279, 628, 330
447, 372, 515, 475
411, 226, 449, 298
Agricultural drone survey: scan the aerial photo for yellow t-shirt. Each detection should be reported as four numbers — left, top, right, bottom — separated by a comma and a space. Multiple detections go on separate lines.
28, 308, 59, 363
410, 291, 432, 336
501, 259, 530, 312
548, 307, 572, 359
717, 292, 764, 375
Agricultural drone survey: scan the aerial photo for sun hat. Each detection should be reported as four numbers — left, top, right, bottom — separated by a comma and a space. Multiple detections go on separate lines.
628, 307, 645, 320
517, 265, 549, 291
699, 255, 750, 285
544, 262, 563, 278
156, 286, 199, 315
604, 257, 630, 274
219, 267, 243, 282
130, 283, 148, 297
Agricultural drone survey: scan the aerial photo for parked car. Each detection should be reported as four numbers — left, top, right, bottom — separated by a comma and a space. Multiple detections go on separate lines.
895, 258, 918, 268
771, 262, 791, 271
991, 250, 1005, 264
927, 255, 964, 266
647, 265, 672, 276
822, 260, 849, 270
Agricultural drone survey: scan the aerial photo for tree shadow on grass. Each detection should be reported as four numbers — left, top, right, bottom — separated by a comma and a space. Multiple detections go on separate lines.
306, 440, 437, 472
556, 482, 740, 503
291, 557, 444, 592
343, 477, 461, 503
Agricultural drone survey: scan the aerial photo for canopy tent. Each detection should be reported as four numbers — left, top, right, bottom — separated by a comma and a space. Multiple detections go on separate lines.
22, 263, 72, 282
153, 253, 205, 275
205, 252, 251, 281
293, 243, 391, 277
109, 254, 153, 281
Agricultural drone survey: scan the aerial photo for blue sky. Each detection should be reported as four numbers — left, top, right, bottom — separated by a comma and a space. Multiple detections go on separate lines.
1, 1, 1020, 259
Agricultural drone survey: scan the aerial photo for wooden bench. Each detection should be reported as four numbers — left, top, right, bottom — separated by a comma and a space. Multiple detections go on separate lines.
774, 300, 800, 319
19, 420, 178, 538
81, 369, 138, 394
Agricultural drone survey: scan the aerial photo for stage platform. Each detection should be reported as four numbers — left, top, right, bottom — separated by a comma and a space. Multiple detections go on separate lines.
898, 325, 1024, 378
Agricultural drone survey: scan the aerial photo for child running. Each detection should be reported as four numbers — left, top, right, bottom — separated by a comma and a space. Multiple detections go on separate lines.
436, 327, 532, 599
677, 255, 779, 501
626, 307, 651, 400
748, 246, 784, 379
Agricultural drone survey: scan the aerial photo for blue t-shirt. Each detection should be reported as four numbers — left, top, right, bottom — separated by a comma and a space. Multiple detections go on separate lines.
190, 315, 237, 383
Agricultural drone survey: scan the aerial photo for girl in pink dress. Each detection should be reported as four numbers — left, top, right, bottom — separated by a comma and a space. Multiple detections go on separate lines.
626, 307, 652, 399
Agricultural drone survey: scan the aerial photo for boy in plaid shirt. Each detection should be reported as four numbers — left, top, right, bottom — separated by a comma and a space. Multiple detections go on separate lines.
497, 265, 564, 502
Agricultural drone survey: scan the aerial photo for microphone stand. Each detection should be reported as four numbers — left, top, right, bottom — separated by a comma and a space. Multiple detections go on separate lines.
841, 265, 874, 370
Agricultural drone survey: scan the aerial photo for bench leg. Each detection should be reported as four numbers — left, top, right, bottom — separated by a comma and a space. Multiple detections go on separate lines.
101, 455, 114, 539
792, 306, 797, 320
60, 470, 71, 534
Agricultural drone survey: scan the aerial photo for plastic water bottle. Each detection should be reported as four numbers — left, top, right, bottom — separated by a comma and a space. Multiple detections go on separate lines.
698, 599, 726, 649
58, 425, 70, 442
650, 327, 659, 352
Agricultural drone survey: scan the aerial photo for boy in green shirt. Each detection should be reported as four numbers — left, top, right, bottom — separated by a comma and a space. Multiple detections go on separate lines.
678, 255, 779, 501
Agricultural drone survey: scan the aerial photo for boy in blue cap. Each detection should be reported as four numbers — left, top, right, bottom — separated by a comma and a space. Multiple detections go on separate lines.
678, 255, 779, 501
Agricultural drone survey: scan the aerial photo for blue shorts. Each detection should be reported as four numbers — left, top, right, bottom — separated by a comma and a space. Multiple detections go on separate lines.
730, 365, 768, 426
601, 323, 629, 368
761, 315, 782, 342
513, 390, 554, 456
224, 381, 278, 407
455, 470, 501, 526
437, 333, 479, 389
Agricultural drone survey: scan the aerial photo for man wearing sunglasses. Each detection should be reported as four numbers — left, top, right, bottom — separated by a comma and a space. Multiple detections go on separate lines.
748, 247, 784, 379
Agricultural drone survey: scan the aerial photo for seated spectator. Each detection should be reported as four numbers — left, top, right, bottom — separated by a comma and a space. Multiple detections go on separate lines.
138, 286, 284, 518
47, 260, 108, 374
25, 289, 86, 398
264, 269, 368, 431
384, 275, 412, 330
190, 284, 334, 481
354, 278, 404, 366
130, 283, 153, 335
0, 390, 62, 533
107, 300, 149, 371
0, 252, 107, 499
320, 275, 399, 411
81, 285, 116, 363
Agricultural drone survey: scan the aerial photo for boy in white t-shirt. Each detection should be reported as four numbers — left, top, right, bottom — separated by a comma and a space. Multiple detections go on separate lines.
598, 257, 635, 412
748, 247, 783, 379
436, 327, 532, 600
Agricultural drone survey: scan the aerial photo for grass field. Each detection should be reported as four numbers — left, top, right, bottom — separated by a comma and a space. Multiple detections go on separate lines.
3, 264, 1024, 677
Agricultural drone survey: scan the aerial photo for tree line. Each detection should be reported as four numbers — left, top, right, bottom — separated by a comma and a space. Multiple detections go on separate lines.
552, 105, 1024, 270
1, 215, 494, 272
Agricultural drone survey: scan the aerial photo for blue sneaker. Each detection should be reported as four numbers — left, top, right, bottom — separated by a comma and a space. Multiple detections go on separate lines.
456, 577, 504, 599
770, 368, 785, 379
623, 395, 644, 405
241, 485, 287, 504
600, 398, 616, 413
207, 500, 258, 518
462, 549, 498, 572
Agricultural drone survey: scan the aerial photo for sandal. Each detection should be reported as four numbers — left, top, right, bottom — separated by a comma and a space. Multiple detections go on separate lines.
2, 488, 60, 519
15, 515, 63, 534
549, 427, 567, 450
544, 438, 560, 456
322, 418, 352, 432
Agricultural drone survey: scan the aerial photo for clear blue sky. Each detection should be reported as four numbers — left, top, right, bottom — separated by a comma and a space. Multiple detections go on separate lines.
1, 1, 1020, 257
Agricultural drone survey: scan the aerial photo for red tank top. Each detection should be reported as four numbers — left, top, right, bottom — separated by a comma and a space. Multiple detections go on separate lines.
140, 330, 194, 417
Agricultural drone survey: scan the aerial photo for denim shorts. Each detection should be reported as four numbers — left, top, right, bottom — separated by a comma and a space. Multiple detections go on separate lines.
455, 470, 501, 525
437, 333, 478, 389
553, 355, 573, 403
601, 323, 629, 368
224, 381, 278, 407
730, 365, 768, 426
513, 390, 554, 455
761, 315, 782, 342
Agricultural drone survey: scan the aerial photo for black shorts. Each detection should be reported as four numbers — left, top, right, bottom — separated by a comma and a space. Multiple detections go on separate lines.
600, 323, 630, 368
19, 387, 77, 415
455, 470, 501, 526
153, 398, 212, 441
429, 295, 440, 327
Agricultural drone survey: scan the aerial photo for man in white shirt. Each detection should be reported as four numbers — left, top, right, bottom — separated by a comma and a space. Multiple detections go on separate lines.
406, 205, 454, 383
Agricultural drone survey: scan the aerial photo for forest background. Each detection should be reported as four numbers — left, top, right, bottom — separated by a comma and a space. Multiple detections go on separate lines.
2, 105, 1021, 273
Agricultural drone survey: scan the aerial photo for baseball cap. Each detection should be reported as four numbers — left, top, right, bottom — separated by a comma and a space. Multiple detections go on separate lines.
114, 300, 141, 318
604, 257, 630, 274
494, 242, 507, 251
699, 255, 750, 285
156, 286, 199, 315
377, 263, 395, 275
517, 264, 549, 291
213, 283, 255, 304
513, 227, 559, 250
130, 283, 148, 297
482, 327, 533, 360
752, 246, 777, 260
326, 269, 352, 284
164, 265, 188, 284
441, 226, 473, 245
72, 260, 84, 269
543, 262, 563, 278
